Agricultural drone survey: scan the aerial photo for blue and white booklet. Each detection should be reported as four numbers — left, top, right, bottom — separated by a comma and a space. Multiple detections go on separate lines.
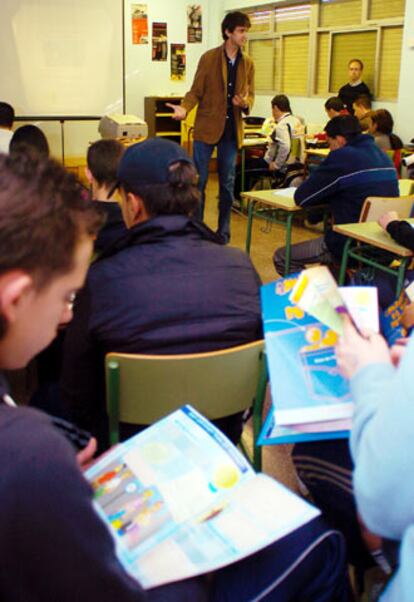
260, 273, 356, 442
85, 406, 319, 589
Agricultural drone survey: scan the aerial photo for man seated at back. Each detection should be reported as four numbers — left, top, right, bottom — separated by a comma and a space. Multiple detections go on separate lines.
234, 94, 303, 198
0, 102, 14, 153
86, 139, 128, 253
60, 138, 263, 449
274, 115, 399, 276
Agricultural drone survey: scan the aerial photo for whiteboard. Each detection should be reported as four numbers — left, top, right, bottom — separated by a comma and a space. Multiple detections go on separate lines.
0, 0, 123, 116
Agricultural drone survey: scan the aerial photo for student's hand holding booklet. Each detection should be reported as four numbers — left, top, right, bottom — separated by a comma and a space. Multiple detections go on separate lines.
289, 265, 380, 335
335, 315, 391, 380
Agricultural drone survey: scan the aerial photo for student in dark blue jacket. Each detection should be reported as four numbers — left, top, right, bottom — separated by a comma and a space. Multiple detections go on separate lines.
274, 115, 399, 275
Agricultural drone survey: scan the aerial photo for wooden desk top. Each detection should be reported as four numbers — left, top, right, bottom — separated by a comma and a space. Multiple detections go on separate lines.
305, 148, 330, 158
242, 136, 268, 148
241, 188, 301, 211
333, 220, 414, 257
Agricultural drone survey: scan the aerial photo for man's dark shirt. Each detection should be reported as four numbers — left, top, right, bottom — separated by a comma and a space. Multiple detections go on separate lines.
338, 81, 371, 114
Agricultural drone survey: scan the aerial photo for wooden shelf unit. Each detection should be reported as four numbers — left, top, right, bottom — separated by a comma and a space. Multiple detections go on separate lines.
144, 96, 183, 144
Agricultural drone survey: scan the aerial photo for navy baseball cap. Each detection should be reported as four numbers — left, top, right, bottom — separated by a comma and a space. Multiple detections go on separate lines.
117, 137, 193, 189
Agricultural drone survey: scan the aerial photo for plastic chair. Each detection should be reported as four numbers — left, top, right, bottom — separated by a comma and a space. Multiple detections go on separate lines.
105, 340, 267, 470
398, 179, 414, 197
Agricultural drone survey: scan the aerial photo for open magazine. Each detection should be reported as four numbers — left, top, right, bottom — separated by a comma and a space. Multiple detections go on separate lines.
85, 406, 320, 589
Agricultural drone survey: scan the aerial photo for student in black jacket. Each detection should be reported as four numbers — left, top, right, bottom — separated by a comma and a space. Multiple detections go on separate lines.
60, 138, 263, 449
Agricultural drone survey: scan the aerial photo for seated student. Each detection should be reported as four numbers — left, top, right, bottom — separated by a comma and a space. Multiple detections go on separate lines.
367, 109, 403, 152
273, 115, 399, 276
233, 94, 303, 199
336, 318, 414, 601
352, 95, 372, 132
338, 59, 371, 115
325, 97, 349, 119
60, 138, 263, 449
0, 101, 14, 153
9, 124, 49, 158
85, 139, 128, 253
307, 97, 348, 145
0, 152, 351, 602
368, 210, 414, 308
378, 210, 414, 249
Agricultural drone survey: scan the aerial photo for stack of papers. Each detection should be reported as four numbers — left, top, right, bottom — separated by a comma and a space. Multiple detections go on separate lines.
259, 266, 379, 444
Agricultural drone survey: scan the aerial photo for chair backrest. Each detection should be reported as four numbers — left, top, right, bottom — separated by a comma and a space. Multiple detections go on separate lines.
106, 340, 265, 436
399, 179, 414, 197
359, 195, 414, 223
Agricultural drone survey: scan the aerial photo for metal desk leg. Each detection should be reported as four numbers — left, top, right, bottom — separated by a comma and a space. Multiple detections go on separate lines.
240, 147, 246, 213
284, 213, 294, 276
396, 258, 410, 297
245, 199, 256, 255
240, 147, 246, 193
339, 238, 352, 285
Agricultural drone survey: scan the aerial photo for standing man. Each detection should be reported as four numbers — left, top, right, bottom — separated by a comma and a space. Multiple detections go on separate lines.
338, 59, 371, 115
167, 11, 255, 243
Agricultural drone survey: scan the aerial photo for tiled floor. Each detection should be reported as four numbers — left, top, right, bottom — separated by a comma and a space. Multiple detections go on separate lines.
203, 175, 320, 491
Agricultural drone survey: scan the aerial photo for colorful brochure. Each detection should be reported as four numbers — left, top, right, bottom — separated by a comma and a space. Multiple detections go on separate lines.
289, 266, 379, 335
85, 406, 320, 589
261, 275, 354, 428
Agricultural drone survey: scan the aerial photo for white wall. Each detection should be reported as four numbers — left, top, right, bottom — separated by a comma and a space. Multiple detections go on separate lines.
125, 0, 210, 117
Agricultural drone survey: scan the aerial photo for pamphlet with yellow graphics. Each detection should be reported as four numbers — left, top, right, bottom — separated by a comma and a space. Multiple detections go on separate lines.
289, 266, 379, 335
85, 406, 320, 589
261, 274, 355, 428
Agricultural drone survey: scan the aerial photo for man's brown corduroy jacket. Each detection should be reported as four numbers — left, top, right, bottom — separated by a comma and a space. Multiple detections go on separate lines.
181, 44, 255, 149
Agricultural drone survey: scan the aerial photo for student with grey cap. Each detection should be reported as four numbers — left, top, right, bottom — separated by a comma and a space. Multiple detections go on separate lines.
60, 137, 351, 601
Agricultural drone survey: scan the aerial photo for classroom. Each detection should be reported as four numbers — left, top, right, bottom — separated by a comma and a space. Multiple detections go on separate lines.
0, 1, 414, 601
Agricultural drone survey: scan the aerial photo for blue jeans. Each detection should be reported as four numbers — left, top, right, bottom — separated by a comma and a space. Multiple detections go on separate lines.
193, 137, 238, 243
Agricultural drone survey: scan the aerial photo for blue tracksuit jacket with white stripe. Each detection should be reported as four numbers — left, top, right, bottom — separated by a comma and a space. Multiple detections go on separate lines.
294, 134, 399, 258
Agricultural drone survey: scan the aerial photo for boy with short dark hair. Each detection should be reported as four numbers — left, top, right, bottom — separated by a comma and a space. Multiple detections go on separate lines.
86, 139, 127, 252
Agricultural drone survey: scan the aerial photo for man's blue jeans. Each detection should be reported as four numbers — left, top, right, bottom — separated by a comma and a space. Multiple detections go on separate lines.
193, 136, 238, 243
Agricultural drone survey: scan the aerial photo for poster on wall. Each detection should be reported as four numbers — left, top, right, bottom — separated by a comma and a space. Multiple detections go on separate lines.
152, 22, 168, 61
170, 44, 186, 81
131, 4, 148, 44
187, 5, 202, 43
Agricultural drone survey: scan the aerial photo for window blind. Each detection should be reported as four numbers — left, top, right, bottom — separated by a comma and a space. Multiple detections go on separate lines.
319, 0, 362, 27
368, 0, 405, 21
282, 34, 309, 95
377, 26, 403, 99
